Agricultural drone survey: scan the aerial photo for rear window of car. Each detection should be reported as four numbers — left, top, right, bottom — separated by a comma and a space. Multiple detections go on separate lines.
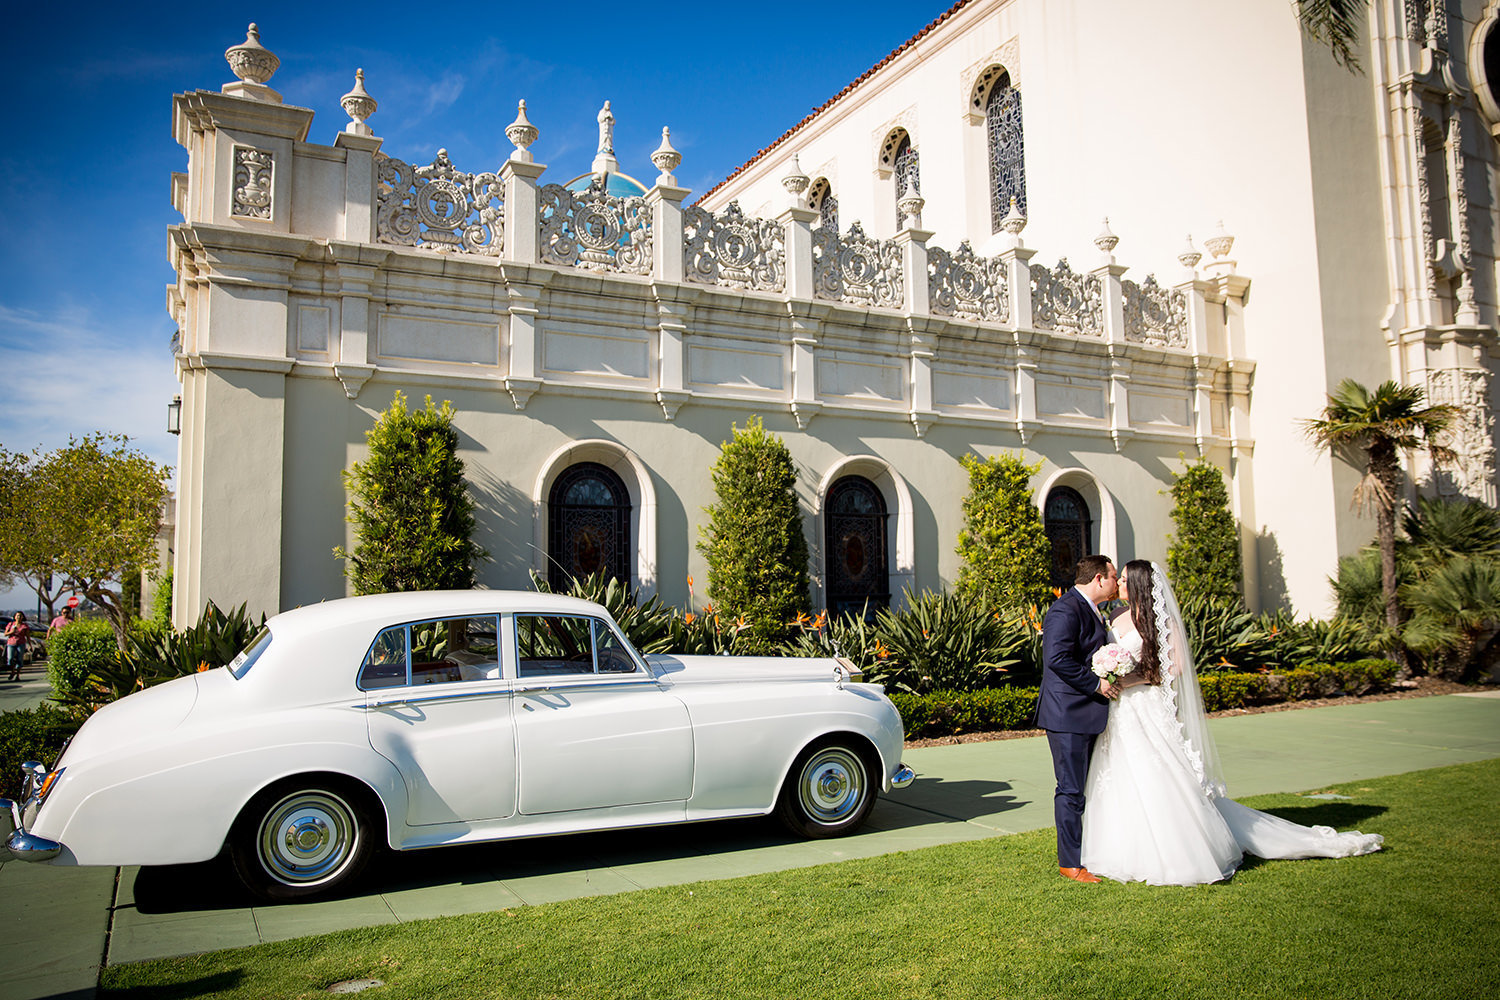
228, 628, 273, 679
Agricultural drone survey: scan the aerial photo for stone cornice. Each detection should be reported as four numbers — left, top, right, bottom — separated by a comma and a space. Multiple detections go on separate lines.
173, 89, 315, 147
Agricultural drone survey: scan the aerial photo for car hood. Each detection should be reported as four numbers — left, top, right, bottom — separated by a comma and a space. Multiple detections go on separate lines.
59, 671, 202, 768
646, 654, 850, 685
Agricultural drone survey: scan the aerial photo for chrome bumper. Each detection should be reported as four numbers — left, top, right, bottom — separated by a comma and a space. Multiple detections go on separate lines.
2, 763, 64, 862
890, 763, 916, 789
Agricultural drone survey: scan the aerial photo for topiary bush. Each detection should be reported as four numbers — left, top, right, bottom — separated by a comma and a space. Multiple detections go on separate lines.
1166, 458, 1243, 606
0, 705, 83, 799
954, 453, 1051, 610
45, 617, 118, 703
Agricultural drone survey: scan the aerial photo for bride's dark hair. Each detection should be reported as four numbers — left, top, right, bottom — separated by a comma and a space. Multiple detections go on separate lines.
1124, 559, 1162, 685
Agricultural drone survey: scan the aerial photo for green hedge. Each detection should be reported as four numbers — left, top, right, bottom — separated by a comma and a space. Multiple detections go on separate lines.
0, 705, 82, 800
45, 619, 119, 703
888, 659, 1401, 739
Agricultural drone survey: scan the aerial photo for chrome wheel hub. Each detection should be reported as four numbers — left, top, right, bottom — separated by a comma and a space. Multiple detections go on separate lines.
258, 791, 357, 886
798, 748, 866, 825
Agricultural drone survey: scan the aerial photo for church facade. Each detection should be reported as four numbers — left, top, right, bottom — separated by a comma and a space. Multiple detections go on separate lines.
166, 1, 1498, 627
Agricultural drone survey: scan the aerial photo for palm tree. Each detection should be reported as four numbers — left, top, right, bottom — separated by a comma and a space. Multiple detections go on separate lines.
1296, 1, 1369, 72
1304, 379, 1457, 649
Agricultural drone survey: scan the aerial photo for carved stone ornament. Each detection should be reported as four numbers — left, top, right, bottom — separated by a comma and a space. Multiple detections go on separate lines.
1093, 217, 1119, 254
683, 201, 785, 292
651, 127, 682, 185
1203, 220, 1235, 260
506, 101, 539, 162
225, 23, 279, 85
782, 153, 811, 204
375, 149, 504, 255
231, 146, 274, 219
1177, 234, 1202, 270
1122, 275, 1188, 348
929, 241, 1009, 323
1425, 368, 1498, 505
1030, 258, 1103, 335
538, 177, 652, 275
1000, 198, 1027, 236
812, 222, 904, 308
340, 69, 377, 135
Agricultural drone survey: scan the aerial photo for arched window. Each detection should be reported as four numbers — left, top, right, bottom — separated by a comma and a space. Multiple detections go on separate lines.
986, 73, 1026, 231
892, 134, 920, 217
808, 177, 839, 233
548, 462, 631, 589
1044, 486, 1091, 591
825, 476, 889, 615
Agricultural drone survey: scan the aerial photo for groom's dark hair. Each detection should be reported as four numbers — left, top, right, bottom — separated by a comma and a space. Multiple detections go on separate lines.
1074, 554, 1113, 585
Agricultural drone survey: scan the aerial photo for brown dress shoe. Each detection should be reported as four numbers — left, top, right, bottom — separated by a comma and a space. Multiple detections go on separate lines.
1059, 866, 1101, 883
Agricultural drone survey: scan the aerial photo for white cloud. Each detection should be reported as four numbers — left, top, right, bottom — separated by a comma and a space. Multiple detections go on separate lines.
424, 72, 466, 113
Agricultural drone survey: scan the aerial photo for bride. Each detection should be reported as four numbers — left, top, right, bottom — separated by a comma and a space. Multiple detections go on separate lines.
1079, 559, 1383, 885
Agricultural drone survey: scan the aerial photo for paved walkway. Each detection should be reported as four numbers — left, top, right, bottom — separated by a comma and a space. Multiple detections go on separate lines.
3, 682, 1498, 1000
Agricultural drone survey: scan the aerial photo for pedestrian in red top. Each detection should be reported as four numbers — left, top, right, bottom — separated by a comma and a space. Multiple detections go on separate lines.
5, 612, 32, 681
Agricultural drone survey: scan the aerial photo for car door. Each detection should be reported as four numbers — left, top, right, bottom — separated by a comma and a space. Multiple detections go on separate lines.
510, 613, 693, 815
361, 613, 518, 827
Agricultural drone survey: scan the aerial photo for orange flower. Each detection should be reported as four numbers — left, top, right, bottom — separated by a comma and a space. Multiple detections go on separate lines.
196, 661, 211, 673
684, 612, 696, 625
702, 603, 714, 615
812, 611, 828, 630
1051, 587, 1063, 598
873, 638, 892, 660
734, 615, 748, 631
686, 574, 695, 590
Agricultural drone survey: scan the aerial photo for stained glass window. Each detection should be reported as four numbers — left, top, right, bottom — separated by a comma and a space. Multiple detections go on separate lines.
893, 135, 920, 218
548, 462, 631, 589
825, 476, 889, 616
809, 177, 838, 233
1044, 486, 1091, 591
987, 75, 1026, 231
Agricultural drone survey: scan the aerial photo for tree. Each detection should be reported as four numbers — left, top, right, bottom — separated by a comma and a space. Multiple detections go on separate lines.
954, 453, 1051, 610
1304, 379, 1456, 647
1296, 0, 1369, 72
697, 417, 810, 651
0, 435, 171, 649
336, 392, 485, 595
1166, 458, 1243, 606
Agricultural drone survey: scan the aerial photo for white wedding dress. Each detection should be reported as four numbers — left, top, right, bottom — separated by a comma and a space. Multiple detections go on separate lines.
1080, 624, 1383, 886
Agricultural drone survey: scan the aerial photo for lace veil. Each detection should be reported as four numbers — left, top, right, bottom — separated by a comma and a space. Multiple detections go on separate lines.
1150, 561, 1228, 798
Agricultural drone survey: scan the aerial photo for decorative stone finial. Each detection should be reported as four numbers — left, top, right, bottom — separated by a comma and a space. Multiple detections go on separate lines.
591, 100, 619, 175
781, 153, 810, 206
651, 127, 682, 185
340, 69, 377, 136
1000, 198, 1027, 236
1093, 217, 1119, 254
897, 193, 926, 230
1177, 234, 1202, 270
225, 23, 279, 85
506, 100, 539, 162
1204, 219, 1235, 259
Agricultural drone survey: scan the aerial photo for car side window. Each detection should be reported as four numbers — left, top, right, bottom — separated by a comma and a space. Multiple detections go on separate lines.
515, 614, 636, 677
358, 615, 501, 689
595, 620, 638, 673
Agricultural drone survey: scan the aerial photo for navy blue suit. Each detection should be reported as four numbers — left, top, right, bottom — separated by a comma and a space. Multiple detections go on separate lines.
1039, 587, 1110, 868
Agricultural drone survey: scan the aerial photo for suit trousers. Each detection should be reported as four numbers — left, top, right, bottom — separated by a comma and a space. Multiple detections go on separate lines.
1047, 730, 1097, 868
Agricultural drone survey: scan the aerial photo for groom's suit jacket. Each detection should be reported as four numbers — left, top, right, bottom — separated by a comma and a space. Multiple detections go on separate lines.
1037, 586, 1110, 735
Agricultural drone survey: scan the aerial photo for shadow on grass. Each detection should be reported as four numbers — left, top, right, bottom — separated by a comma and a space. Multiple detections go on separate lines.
98, 970, 244, 998
1259, 802, 1389, 827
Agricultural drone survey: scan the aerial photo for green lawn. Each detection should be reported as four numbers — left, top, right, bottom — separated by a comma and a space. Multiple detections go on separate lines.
101, 759, 1500, 1000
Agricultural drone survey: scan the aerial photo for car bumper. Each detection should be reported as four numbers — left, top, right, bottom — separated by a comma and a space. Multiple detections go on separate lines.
890, 763, 916, 789
1, 796, 63, 862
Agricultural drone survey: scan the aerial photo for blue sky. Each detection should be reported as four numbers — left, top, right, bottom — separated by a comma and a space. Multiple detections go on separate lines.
0, 1, 956, 609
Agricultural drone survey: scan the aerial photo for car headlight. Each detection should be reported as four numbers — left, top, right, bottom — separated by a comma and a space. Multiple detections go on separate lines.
36, 767, 64, 805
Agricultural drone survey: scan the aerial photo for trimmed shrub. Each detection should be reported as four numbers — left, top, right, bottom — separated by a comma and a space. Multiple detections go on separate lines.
955, 453, 1051, 610
1197, 671, 1270, 711
45, 618, 118, 703
0, 705, 82, 799
1166, 458, 1243, 606
889, 687, 1039, 740
698, 417, 811, 653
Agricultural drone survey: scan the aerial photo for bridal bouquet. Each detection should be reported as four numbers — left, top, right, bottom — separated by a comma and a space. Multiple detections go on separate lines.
1091, 643, 1134, 683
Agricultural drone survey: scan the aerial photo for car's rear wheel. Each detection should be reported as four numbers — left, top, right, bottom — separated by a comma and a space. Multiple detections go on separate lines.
776, 738, 877, 838
230, 780, 376, 902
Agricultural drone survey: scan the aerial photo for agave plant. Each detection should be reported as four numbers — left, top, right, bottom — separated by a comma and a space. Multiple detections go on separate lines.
780, 611, 893, 685
872, 589, 1023, 694
1178, 595, 1271, 671
529, 569, 675, 654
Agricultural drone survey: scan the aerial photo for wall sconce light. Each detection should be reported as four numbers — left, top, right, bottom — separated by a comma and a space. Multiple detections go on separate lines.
167, 395, 182, 435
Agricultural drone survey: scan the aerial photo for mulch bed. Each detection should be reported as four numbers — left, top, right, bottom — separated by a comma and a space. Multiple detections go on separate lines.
904, 676, 1487, 749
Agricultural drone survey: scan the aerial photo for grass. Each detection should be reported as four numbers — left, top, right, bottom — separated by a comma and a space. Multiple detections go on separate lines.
100, 759, 1500, 999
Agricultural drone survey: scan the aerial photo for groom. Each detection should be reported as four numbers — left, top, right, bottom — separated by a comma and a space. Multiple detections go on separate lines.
1039, 554, 1120, 883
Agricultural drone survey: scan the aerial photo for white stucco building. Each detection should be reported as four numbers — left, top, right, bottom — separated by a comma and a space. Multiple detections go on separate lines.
167, 2, 1498, 626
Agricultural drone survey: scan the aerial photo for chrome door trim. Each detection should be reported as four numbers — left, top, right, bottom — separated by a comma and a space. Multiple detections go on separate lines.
513, 677, 659, 695
364, 686, 513, 710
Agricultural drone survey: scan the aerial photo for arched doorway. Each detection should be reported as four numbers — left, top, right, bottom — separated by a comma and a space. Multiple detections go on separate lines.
548, 462, 631, 589
825, 475, 890, 615
1044, 485, 1091, 590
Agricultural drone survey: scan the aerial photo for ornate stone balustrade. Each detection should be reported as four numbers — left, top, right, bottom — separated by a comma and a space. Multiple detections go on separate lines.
811, 222, 904, 308
1123, 275, 1188, 347
928, 241, 1008, 322
375, 149, 504, 255
538, 179, 652, 275
1030, 259, 1103, 336
683, 201, 784, 292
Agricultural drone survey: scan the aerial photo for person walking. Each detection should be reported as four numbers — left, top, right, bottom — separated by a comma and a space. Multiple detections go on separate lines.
5, 611, 33, 681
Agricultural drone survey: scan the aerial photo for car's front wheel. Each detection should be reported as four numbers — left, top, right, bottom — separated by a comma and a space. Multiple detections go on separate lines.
230, 780, 376, 902
776, 738, 877, 838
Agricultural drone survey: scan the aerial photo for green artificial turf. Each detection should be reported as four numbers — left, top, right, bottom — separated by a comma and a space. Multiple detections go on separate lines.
100, 759, 1500, 999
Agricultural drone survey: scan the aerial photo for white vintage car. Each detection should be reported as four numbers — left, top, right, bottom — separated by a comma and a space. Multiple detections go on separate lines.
2, 591, 913, 901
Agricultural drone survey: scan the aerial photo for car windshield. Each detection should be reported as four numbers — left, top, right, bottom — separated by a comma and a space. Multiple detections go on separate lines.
228, 627, 273, 679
